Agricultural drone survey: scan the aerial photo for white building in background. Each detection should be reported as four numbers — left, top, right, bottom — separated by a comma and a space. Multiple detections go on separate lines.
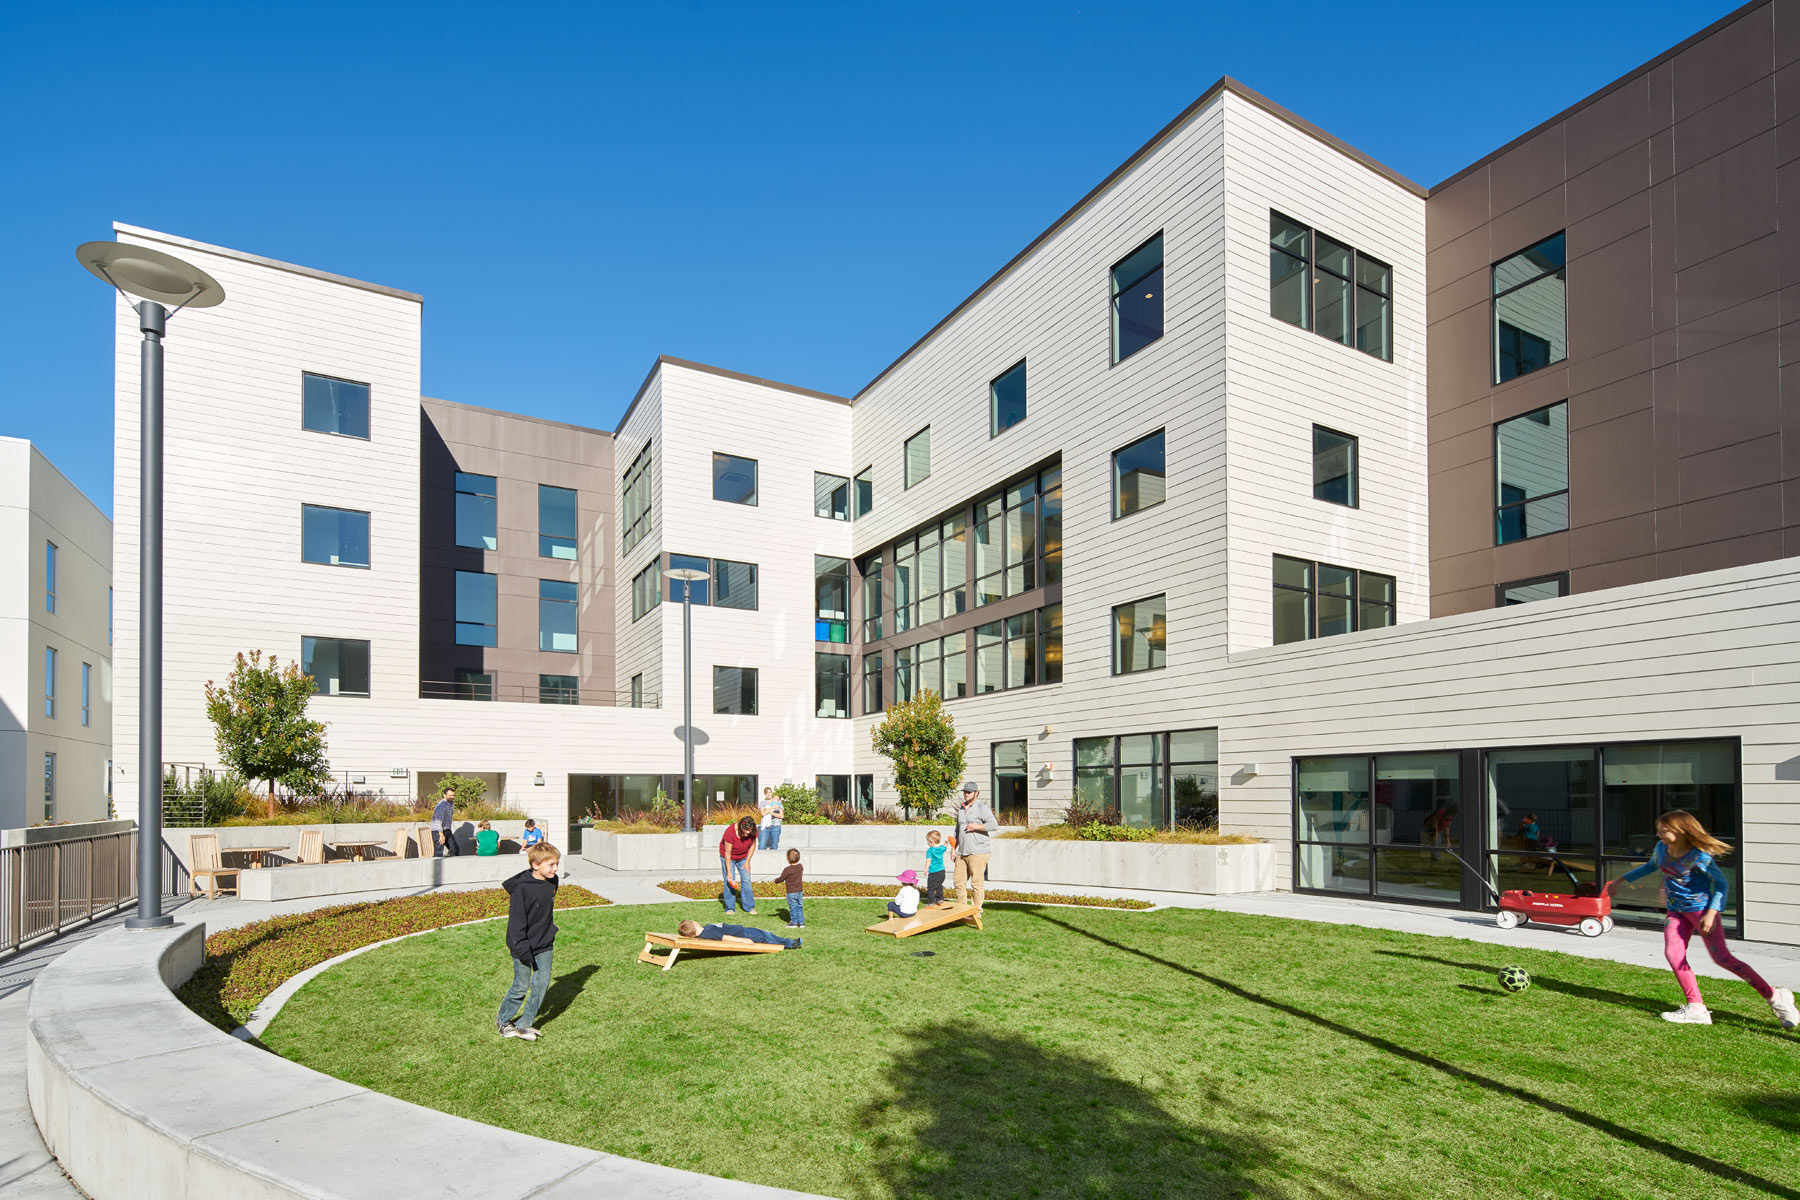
0, 438, 112, 828
108, 48, 1800, 942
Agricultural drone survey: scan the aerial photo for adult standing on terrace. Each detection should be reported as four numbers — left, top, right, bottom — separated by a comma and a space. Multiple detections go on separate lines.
720, 815, 758, 913
954, 781, 997, 916
431, 785, 460, 857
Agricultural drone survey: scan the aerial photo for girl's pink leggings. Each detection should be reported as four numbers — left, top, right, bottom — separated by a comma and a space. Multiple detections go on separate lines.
1664, 910, 1773, 1005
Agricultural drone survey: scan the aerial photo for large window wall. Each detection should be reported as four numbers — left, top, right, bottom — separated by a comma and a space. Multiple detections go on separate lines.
1074, 729, 1217, 829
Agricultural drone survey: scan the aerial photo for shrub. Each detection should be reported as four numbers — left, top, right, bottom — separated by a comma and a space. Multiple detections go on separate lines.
1077, 821, 1152, 842
177, 885, 609, 1030
1003, 822, 1260, 845
653, 878, 1152, 909
774, 782, 824, 825
432, 773, 488, 807
649, 787, 681, 826
203, 650, 331, 813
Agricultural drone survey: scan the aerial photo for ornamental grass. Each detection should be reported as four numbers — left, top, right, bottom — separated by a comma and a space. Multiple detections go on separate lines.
653, 878, 1152, 909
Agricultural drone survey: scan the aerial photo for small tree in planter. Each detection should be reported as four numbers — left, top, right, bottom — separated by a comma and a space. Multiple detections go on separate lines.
204, 651, 331, 818
433, 774, 488, 810
871, 690, 967, 821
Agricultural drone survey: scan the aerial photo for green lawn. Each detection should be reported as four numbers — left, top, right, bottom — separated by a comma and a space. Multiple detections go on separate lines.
261, 901, 1799, 1200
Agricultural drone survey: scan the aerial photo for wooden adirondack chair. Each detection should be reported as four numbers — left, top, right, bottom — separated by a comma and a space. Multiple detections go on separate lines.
187, 834, 240, 899
296, 829, 324, 865
388, 826, 410, 859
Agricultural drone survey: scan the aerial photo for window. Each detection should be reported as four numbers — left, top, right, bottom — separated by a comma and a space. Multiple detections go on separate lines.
1494, 232, 1567, 384
1495, 402, 1569, 544
860, 553, 883, 641
455, 473, 497, 550
45, 541, 56, 613
904, 428, 931, 489
108, 588, 112, 644
621, 445, 653, 553
540, 674, 578, 704
973, 603, 1062, 694
900, 633, 969, 700
816, 652, 850, 718
817, 775, 852, 806
712, 559, 758, 611
713, 666, 759, 715
1269, 213, 1393, 361
301, 636, 370, 697
1296, 752, 1461, 903
301, 504, 370, 568
81, 662, 91, 726
1076, 729, 1216, 830
1312, 426, 1358, 507
631, 560, 661, 620
667, 554, 710, 604
1112, 430, 1165, 518
630, 673, 644, 708
539, 485, 578, 560
897, 514, 968, 628
854, 468, 874, 518
990, 360, 1027, 436
455, 668, 494, 702
44, 647, 55, 718
1499, 573, 1570, 606
712, 452, 758, 505
992, 740, 1028, 822
1273, 556, 1395, 645
301, 372, 370, 439
974, 466, 1060, 607
815, 472, 850, 521
454, 571, 498, 646
540, 579, 578, 652
1111, 232, 1164, 363
862, 652, 884, 714
856, 774, 875, 814
815, 555, 850, 642
43, 753, 55, 824
1111, 595, 1166, 675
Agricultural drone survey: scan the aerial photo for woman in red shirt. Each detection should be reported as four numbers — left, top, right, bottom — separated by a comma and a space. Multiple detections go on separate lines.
719, 816, 758, 913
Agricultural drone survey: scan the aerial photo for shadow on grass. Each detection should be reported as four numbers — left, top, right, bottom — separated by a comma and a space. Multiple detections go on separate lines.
1027, 911, 1800, 1200
858, 1022, 1378, 1200
1735, 1094, 1800, 1136
535, 964, 598, 1028
1377, 949, 1795, 1042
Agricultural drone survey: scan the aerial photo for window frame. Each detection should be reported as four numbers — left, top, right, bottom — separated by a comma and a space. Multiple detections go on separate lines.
853, 467, 874, 519
1110, 594, 1167, 676
621, 444, 653, 553
989, 359, 1027, 438
1493, 401, 1570, 546
1073, 728, 1218, 829
1311, 425, 1359, 508
815, 555, 850, 643
712, 665, 759, 716
45, 540, 56, 614
862, 651, 884, 715
630, 673, 644, 708
815, 650, 851, 719
538, 578, 579, 653
711, 558, 759, 611
43, 752, 55, 823
904, 427, 932, 489
300, 635, 372, 698
1111, 429, 1166, 521
814, 471, 851, 521
539, 674, 579, 705
1110, 231, 1165, 365
455, 668, 494, 702
300, 371, 372, 441
1497, 572, 1570, 607
1268, 212, 1393, 363
538, 484, 579, 561
300, 503, 372, 569
81, 661, 91, 726
1272, 554, 1396, 644
631, 559, 661, 622
1491, 232, 1568, 386
712, 451, 759, 506
454, 472, 499, 551
454, 570, 499, 647
44, 646, 55, 718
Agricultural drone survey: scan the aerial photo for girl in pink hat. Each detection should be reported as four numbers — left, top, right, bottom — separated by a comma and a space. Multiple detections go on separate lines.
884, 870, 922, 920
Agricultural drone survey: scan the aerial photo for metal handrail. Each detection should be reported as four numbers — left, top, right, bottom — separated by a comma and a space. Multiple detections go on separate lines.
0, 829, 180, 961
418, 680, 662, 707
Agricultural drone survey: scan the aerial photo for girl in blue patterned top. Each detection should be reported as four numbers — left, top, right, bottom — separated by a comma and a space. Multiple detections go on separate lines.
1609, 810, 1796, 1029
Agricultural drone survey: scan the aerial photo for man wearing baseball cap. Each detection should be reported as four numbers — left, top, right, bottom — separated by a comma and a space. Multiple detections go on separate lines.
954, 781, 998, 916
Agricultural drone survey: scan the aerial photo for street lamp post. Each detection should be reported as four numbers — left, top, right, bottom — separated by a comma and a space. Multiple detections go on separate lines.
666, 566, 710, 833
77, 241, 225, 928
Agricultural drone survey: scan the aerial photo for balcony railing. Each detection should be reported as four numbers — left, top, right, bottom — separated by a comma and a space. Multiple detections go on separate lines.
0, 827, 183, 960
420, 680, 661, 708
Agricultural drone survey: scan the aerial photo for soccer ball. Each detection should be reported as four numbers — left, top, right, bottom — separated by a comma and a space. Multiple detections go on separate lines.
1498, 966, 1531, 993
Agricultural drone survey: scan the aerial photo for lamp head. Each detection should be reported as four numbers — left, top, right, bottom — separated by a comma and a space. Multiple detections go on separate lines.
666, 568, 710, 582
76, 241, 224, 308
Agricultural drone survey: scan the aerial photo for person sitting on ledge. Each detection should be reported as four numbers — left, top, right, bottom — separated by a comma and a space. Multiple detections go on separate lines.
475, 820, 500, 856
677, 917, 800, 949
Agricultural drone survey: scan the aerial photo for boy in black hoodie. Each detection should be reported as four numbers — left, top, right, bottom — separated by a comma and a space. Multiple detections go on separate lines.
497, 842, 561, 1041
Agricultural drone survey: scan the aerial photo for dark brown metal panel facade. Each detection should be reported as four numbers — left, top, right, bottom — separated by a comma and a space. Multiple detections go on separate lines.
1426, 0, 1800, 614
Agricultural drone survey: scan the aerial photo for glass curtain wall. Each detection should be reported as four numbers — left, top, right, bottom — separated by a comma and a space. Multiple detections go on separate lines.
1295, 753, 1461, 903
1074, 729, 1217, 829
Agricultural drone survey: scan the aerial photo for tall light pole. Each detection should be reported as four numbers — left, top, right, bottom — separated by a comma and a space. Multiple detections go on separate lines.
77, 241, 225, 928
666, 566, 709, 832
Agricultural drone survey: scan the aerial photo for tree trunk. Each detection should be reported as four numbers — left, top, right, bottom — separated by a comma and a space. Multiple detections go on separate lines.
267, 779, 277, 820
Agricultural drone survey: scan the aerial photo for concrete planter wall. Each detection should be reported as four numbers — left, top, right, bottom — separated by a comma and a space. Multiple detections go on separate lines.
0, 819, 136, 848
987, 837, 1274, 895
585, 823, 957, 876
238, 853, 537, 902
164, 821, 530, 870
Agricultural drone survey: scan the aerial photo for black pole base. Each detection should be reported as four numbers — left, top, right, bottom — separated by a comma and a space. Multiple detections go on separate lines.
124, 915, 176, 930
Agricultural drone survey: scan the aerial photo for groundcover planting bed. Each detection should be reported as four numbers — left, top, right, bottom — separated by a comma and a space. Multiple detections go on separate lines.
178, 886, 609, 1029
259, 903, 1797, 1199
654, 878, 1155, 909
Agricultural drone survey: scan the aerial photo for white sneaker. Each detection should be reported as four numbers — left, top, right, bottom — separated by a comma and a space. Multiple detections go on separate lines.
1769, 987, 1799, 1031
1660, 1003, 1713, 1025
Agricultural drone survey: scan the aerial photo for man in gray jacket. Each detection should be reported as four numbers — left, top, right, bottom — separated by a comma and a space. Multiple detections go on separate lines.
953, 781, 997, 916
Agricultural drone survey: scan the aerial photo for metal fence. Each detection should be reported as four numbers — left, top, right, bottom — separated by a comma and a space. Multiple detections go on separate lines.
0, 829, 184, 960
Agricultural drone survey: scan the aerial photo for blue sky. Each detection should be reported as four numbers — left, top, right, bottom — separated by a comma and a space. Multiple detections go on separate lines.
1, 0, 1726, 515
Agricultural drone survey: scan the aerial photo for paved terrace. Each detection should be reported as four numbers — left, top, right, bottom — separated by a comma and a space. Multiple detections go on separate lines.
8, 857, 1797, 1198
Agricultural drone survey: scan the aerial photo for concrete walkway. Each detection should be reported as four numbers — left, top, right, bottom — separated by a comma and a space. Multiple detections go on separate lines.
6, 862, 1796, 1200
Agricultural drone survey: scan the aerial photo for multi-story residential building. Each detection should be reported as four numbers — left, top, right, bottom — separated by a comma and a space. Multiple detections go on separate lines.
109, 0, 1800, 944
0, 438, 112, 827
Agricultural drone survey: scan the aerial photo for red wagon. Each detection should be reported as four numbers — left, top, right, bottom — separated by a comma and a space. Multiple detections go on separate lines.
1493, 885, 1613, 937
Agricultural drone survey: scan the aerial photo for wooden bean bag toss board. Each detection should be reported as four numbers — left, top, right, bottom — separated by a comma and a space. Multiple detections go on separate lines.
864, 902, 983, 938
636, 931, 785, 971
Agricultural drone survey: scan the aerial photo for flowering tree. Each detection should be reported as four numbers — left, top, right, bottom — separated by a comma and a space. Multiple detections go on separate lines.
871, 690, 967, 820
204, 651, 331, 816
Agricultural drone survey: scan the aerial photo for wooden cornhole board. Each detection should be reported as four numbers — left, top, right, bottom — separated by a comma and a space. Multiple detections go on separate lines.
636, 931, 785, 972
865, 902, 983, 938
